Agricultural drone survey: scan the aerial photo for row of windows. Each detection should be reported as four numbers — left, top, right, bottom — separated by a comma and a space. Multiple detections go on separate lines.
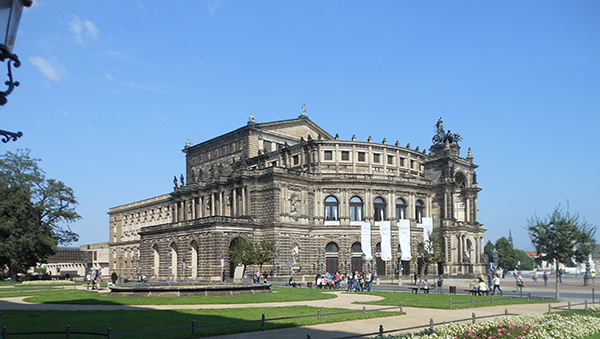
323, 150, 417, 168
324, 196, 424, 223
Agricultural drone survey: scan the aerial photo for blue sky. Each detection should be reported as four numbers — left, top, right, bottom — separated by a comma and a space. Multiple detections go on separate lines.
2, 1, 599, 251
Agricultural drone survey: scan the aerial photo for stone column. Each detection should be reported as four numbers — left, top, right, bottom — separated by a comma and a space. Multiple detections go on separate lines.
233, 187, 237, 216
210, 192, 215, 216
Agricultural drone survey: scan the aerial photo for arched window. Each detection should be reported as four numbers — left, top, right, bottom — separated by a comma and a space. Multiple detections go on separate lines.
350, 197, 363, 221
351, 242, 362, 253
170, 242, 178, 280
191, 240, 198, 279
415, 200, 424, 223
396, 198, 406, 221
326, 242, 339, 253
324, 196, 339, 221
374, 197, 386, 221
455, 172, 466, 188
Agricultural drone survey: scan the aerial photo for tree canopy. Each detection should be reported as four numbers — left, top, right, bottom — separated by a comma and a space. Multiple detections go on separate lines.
0, 149, 80, 280
228, 238, 275, 272
527, 203, 596, 299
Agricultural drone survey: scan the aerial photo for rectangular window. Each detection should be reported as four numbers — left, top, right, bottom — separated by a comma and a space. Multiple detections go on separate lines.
400, 157, 405, 167
373, 154, 380, 163
324, 150, 333, 160
293, 155, 299, 165
341, 151, 350, 161
411, 160, 416, 169
264, 141, 272, 152
358, 152, 365, 162
271, 161, 277, 167
388, 155, 394, 165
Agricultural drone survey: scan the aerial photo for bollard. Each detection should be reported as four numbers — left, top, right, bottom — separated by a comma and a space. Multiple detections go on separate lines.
471, 298, 474, 307
491, 296, 494, 306
594, 288, 596, 304
569, 301, 571, 310
192, 320, 196, 335
67, 325, 71, 339
510, 296, 513, 303
400, 302, 403, 313
3, 326, 6, 339
449, 299, 452, 309
430, 318, 434, 331
585, 300, 588, 310
505, 309, 508, 317
379, 325, 384, 337
262, 314, 266, 328
528, 293, 530, 301
472, 312, 476, 324
363, 306, 366, 316
107, 327, 112, 339
307, 334, 312, 339
548, 304, 551, 313
318, 309, 321, 321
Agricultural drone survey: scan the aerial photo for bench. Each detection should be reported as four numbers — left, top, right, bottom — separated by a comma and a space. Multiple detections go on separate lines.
288, 282, 302, 288
409, 287, 430, 294
465, 289, 489, 296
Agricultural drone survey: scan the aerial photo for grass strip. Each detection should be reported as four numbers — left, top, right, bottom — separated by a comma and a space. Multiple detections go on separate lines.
355, 291, 555, 309
0, 306, 402, 338
1, 286, 337, 305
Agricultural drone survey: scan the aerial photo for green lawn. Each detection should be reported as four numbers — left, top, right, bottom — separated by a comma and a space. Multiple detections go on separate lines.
355, 291, 555, 309
0, 306, 402, 338
0, 286, 337, 305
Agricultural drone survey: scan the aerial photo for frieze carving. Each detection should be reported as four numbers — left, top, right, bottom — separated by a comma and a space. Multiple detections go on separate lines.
373, 190, 389, 196
288, 185, 303, 192
323, 188, 341, 194
348, 189, 366, 195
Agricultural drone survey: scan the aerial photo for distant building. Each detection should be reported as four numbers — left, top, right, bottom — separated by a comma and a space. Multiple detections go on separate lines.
109, 113, 486, 281
37, 242, 109, 278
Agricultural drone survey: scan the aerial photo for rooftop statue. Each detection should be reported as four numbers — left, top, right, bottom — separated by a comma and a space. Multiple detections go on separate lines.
432, 118, 463, 145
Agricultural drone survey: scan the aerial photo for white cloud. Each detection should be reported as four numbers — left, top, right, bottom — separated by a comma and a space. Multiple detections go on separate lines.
29, 56, 66, 81
68, 15, 99, 44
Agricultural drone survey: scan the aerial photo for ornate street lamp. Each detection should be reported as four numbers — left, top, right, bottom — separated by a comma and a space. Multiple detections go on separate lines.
0, 0, 32, 143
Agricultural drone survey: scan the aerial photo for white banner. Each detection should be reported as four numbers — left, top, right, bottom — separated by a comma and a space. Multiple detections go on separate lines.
361, 222, 372, 261
423, 217, 433, 253
398, 219, 411, 261
379, 221, 392, 261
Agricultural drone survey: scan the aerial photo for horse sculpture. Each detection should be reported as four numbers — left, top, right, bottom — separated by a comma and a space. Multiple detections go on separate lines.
432, 118, 462, 144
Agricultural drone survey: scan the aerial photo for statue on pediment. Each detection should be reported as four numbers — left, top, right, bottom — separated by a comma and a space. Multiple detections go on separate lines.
432, 118, 462, 145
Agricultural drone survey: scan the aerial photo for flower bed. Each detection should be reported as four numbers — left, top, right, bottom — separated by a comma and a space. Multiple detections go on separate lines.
377, 313, 600, 339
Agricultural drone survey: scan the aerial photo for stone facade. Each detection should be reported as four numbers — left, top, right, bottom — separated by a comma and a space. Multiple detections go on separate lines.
108, 114, 486, 282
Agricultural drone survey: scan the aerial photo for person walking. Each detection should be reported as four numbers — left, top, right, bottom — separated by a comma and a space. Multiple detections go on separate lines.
437, 274, 444, 294
543, 271, 548, 286
366, 271, 373, 291
95, 269, 102, 290
532, 271, 538, 287
492, 273, 503, 296
85, 271, 92, 290
347, 272, 354, 292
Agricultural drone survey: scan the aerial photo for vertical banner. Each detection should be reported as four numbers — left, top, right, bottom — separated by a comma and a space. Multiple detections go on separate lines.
398, 219, 412, 261
361, 222, 372, 261
422, 217, 433, 253
379, 221, 392, 261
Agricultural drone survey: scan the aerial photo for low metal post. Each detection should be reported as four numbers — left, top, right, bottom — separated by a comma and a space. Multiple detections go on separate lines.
66, 325, 71, 339
3, 326, 7, 339
107, 327, 112, 339
527, 294, 530, 302
449, 299, 452, 309
307, 334, 312, 339
318, 309, 321, 321
363, 306, 366, 316
379, 325, 384, 337
192, 320, 196, 335
491, 296, 494, 306
505, 309, 508, 316
510, 296, 513, 303
472, 312, 477, 324
568, 301, 571, 310
430, 318, 434, 331
585, 300, 588, 310
262, 314, 265, 328
471, 298, 474, 307
548, 304, 551, 313
400, 302, 403, 312
594, 288, 596, 303
542, 296, 545, 302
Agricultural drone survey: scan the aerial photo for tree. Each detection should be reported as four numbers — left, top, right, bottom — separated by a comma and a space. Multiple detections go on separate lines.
228, 237, 256, 272
483, 240, 495, 263
528, 204, 597, 300
253, 240, 275, 271
414, 234, 445, 294
495, 237, 518, 270
515, 249, 534, 271
0, 149, 80, 280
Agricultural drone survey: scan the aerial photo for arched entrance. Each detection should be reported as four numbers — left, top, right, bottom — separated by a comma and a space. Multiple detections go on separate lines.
375, 242, 386, 276
325, 242, 339, 274
351, 242, 363, 273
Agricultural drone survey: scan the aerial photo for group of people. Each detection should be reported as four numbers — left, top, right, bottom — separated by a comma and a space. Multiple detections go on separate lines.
252, 270, 268, 284
346, 271, 374, 292
313, 272, 343, 289
85, 269, 103, 290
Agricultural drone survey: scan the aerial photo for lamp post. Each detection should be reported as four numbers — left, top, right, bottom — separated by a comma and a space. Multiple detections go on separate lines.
0, 0, 32, 143
118, 256, 122, 284
273, 246, 279, 278
135, 253, 139, 281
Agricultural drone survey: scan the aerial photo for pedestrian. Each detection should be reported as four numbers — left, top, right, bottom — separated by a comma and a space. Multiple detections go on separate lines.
543, 271, 548, 286
111, 270, 118, 285
492, 274, 503, 296
437, 274, 444, 294
532, 271, 537, 286
85, 271, 92, 290
559, 269, 563, 283
347, 272, 354, 292
366, 271, 373, 291
95, 269, 102, 290
592, 271, 596, 283
487, 272, 493, 290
